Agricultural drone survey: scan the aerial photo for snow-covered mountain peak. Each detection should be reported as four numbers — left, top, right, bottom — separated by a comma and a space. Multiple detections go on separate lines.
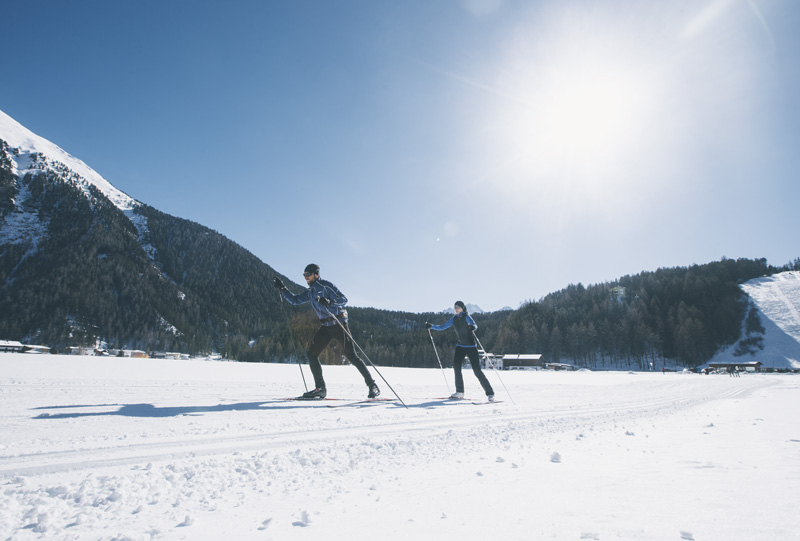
0, 108, 137, 212
443, 303, 485, 314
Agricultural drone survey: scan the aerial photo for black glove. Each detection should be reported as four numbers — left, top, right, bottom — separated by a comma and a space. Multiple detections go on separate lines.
316, 296, 333, 306
425, 322, 432, 330
272, 277, 287, 291
468, 325, 476, 332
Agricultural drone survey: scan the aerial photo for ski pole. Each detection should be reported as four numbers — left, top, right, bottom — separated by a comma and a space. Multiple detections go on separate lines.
321, 304, 408, 409
427, 328, 451, 395
278, 288, 308, 392
472, 330, 516, 404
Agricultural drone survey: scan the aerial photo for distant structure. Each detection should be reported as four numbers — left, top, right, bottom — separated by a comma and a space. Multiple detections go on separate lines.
0, 340, 24, 353
0, 340, 50, 354
502, 354, 543, 370
543, 362, 576, 371
707, 361, 762, 373
476, 351, 543, 370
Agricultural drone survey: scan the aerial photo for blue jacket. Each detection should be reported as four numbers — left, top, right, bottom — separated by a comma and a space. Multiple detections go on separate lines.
431, 312, 478, 347
281, 278, 349, 325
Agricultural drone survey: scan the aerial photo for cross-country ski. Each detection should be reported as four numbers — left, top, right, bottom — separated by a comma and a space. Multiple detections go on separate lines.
326, 398, 398, 408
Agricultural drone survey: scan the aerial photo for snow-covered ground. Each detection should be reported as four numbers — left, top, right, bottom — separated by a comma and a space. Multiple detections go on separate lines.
1, 354, 798, 540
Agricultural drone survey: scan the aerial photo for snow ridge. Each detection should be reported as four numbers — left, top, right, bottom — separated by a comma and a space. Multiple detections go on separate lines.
0, 109, 158, 262
0, 109, 137, 212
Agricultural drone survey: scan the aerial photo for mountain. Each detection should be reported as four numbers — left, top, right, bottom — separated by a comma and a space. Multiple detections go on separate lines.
0, 109, 300, 357
3, 109, 798, 369
443, 303, 485, 314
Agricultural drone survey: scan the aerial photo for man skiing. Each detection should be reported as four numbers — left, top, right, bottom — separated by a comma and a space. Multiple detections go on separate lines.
426, 301, 495, 401
273, 264, 380, 400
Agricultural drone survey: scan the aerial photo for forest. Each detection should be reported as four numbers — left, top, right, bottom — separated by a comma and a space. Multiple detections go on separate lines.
252, 257, 791, 370
2, 139, 797, 369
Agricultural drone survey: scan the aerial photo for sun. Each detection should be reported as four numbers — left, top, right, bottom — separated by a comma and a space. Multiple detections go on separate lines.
474, 10, 661, 193
536, 60, 651, 169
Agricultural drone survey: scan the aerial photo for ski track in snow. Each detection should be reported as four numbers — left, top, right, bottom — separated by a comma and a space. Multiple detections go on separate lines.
765, 272, 800, 334
3, 354, 797, 540
0, 383, 758, 478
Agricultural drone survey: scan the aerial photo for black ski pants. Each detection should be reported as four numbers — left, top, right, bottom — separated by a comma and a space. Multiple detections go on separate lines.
453, 345, 494, 396
307, 322, 374, 389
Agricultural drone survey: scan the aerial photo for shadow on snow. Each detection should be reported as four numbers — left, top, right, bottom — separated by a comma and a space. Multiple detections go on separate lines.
31, 398, 468, 418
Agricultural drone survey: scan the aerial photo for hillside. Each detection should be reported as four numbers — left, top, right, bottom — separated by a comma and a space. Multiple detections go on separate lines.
710, 271, 800, 369
476, 259, 799, 370
0, 109, 302, 356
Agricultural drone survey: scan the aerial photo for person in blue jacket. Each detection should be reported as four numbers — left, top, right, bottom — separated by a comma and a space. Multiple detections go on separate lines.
426, 301, 494, 401
273, 264, 380, 400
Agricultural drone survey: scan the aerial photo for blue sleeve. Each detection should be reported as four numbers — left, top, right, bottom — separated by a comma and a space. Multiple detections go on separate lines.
466, 314, 478, 331
431, 316, 454, 332
281, 287, 313, 306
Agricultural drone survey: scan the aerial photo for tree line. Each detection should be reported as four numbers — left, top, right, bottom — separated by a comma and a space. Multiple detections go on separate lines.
2, 139, 796, 368
237, 256, 790, 370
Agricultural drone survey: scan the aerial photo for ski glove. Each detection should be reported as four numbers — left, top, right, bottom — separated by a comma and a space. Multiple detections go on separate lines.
272, 277, 287, 291
425, 322, 432, 330
316, 296, 333, 306
468, 325, 476, 332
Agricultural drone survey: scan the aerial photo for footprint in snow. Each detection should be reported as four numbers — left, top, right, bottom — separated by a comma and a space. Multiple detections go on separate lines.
292, 510, 311, 527
259, 518, 272, 530
680, 531, 695, 540
550, 452, 561, 463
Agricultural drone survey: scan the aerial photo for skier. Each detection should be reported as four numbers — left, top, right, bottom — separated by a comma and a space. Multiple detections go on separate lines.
272, 264, 380, 400
426, 301, 495, 401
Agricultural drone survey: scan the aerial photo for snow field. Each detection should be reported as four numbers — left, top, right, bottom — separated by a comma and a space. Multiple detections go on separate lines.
1, 355, 799, 540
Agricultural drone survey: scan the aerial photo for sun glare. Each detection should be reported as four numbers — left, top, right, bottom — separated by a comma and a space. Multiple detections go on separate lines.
538, 61, 649, 170
479, 10, 660, 195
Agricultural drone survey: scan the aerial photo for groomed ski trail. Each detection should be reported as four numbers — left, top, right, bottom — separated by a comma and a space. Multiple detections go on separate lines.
0, 378, 772, 478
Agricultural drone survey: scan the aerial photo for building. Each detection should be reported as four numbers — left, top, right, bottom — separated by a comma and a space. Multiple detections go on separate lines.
69, 346, 100, 356
475, 352, 544, 370
543, 362, 576, 371
708, 361, 762, 373
0, 340, 25, 353
502, 354, 543, 370
22, 345, 51, 354
477, 351, 503, 369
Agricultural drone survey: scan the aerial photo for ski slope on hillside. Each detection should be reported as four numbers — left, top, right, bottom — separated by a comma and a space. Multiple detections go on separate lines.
1, 355, 798, 540
744, 271, 800, 343
712, 271, 800, 369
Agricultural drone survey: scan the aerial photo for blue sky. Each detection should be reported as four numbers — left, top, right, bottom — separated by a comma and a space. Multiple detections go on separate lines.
2, 0, 799, 313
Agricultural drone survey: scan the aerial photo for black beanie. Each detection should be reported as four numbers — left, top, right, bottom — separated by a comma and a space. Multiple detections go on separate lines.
454, 300, 467, 312
304, 263, 320, 275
